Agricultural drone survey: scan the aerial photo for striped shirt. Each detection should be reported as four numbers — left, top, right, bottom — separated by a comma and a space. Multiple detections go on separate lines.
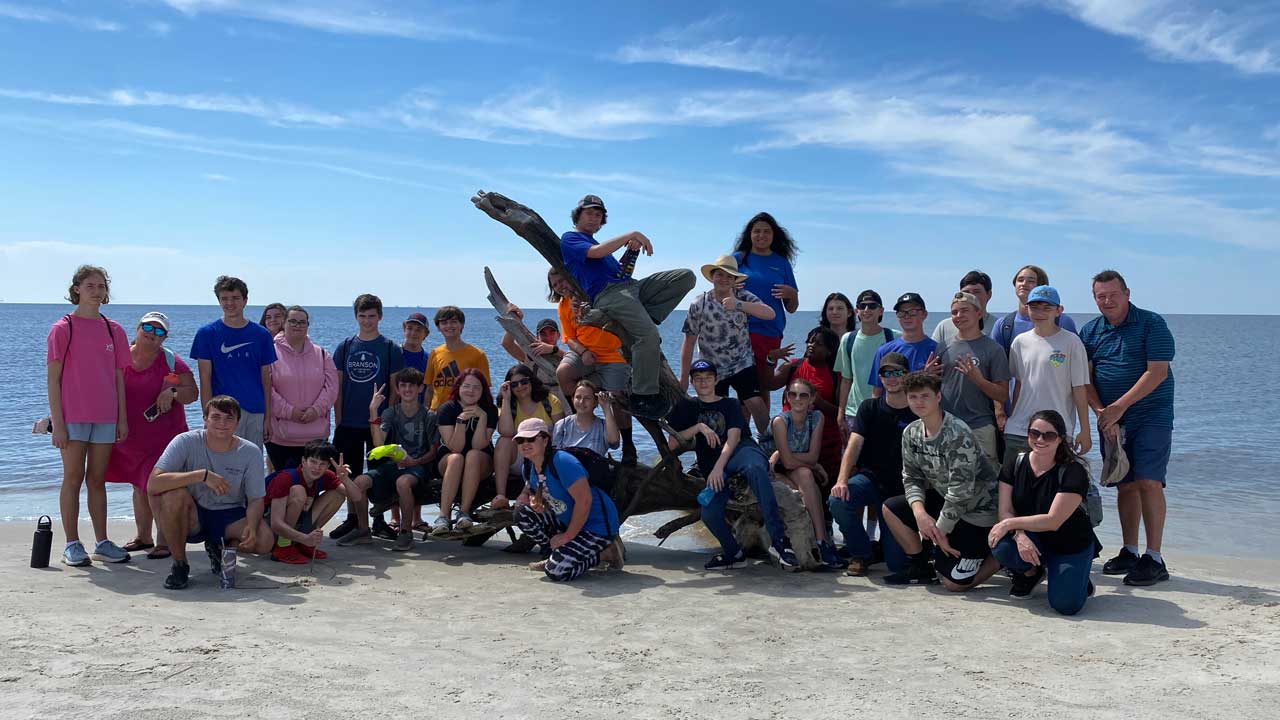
1079, 303, 1175, 428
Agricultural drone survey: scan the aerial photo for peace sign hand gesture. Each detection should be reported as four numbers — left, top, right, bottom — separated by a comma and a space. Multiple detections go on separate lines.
369, 383, 386, 412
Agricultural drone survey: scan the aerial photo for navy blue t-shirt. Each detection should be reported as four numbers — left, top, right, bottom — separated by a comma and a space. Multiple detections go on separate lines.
561, 230, 624, 302
667, 396, 756, 477
190, 320, 277, 413
333, 335, 404, 428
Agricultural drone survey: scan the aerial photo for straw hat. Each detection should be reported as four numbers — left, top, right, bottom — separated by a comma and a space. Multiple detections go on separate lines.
700, 255, 747, 283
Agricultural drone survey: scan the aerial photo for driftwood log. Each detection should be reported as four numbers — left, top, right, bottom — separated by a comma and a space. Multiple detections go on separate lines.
465, 190, 821, 569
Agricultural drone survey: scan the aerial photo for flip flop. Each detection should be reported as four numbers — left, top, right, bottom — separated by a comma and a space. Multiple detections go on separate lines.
413, 521, 431, 532
123, 539, 155, 552
146, 546, 171, 560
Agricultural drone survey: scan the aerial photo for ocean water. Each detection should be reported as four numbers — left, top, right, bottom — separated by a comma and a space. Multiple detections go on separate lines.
2, 303, 1276, 560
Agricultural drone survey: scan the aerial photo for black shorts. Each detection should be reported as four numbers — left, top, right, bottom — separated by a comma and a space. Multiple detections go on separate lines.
883, 490, 992, 586
265, 442, 309, 471
715, 365, 762, 402
366, 459, 440, 506
332, 425, 374, 476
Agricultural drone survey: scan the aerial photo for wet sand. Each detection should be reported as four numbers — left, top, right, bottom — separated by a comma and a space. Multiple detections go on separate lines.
2, 521, 1277, 719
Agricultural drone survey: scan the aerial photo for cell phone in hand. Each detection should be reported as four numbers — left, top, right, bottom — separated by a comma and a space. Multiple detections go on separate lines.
143, 403, 161, 422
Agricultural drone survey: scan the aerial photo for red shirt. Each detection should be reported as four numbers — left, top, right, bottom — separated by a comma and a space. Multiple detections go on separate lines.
264, 469, 339, 505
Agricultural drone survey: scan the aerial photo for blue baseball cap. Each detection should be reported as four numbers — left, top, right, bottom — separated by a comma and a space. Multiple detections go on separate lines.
690, 359, 717, 375
1027, 285, 1061, 306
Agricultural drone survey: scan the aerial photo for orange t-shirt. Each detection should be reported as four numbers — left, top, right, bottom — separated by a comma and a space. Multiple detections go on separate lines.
558, 298, 625, 364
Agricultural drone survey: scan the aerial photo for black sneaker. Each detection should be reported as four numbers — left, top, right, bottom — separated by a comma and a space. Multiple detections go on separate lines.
329, 515, 358, 540
1102, 547, 1140, 576
368, 499, 396, 519
870, 540, 885, 567
817, 540, 848, 571
371, 518, 398, 541
629, 393, 671, 421
1009, 566, 1045, 600
768, 539, 800, 571
621, 445, 638, 467
1123, 554, 1170, 586
204, 541, 222, 575
885, 557, 938, 585
704, 548, 747, 570
163, 561, 190, 590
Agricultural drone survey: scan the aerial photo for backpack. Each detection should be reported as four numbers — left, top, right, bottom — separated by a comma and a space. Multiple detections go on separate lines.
998, 311, 1061, 354
522, 448, 619, 537
1014, 452, 1103, 528
840, 327, 894, 366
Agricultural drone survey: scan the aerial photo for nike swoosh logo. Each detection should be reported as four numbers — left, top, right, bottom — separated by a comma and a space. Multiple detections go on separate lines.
220, 342, 252, 353
949, 558, 982, 580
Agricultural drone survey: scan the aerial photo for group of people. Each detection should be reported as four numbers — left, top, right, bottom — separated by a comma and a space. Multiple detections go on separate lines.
44, 193, 1176, 615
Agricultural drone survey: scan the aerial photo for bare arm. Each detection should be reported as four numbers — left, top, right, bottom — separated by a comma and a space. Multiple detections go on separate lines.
1000, 492, 1083, 533
679, 334, 696, 389
837, 377, 852, 419
197, 358, 213, 410
585, 232, 645, 259
739, 299, 775, 321
501, 331, 529, 363
440, 423, 467, 454
149, 468, 212, 495
601, 398, 620, 447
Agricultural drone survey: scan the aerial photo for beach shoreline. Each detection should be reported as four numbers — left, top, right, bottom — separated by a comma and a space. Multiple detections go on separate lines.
3, 520, 1277, 719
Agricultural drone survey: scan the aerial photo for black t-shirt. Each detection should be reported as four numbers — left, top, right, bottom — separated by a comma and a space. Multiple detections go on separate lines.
668, 396, 756, 477
999, 454, 1097, 555
850, 396, 917, 498
436, 400, 498, 454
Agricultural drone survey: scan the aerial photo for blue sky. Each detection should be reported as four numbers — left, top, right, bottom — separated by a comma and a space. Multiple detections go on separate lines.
1, 0, 1278, 314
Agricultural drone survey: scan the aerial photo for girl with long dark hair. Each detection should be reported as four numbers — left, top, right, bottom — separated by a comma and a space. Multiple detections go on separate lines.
988, 409, 1101, 615
731, 212, 799, 416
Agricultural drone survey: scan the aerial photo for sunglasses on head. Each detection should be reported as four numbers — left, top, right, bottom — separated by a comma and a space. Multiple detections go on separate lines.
511, 378, 532, 387
856, 302, 881, 310
786, 390, 812, 399
878, 368, 906, 378
140, 323, 167, 337
1028, 428, 1060, 442
513, 435, 543, 446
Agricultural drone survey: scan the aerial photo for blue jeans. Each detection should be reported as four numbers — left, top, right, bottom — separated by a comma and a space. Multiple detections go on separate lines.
702, 446, 788, 556
993, 532, 1094, 616
828, 473, 884, 560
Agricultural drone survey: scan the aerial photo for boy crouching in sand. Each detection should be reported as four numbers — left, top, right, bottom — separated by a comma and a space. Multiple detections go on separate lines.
264, 440, 356, 564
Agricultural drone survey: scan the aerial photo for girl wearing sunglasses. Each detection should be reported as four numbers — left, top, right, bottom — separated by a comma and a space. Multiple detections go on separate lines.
493, 365, 566, 510
988, 409, 1101, 614
104, 311, 199, 560
761, 378, 844, 570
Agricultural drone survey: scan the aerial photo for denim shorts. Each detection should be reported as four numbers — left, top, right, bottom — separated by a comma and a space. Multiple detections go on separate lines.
66, 422, 116, 444
1101, 424, 1173, 487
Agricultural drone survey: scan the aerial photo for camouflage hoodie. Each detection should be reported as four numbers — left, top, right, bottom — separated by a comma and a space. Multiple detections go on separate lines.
900, 412, 999, 533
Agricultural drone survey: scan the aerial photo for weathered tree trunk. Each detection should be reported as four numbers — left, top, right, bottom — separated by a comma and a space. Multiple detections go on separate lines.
468, 190, 822, 570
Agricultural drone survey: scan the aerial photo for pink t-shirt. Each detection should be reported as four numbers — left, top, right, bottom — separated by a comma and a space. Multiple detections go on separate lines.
105, 350, 192, 488
46, 314, 132, 423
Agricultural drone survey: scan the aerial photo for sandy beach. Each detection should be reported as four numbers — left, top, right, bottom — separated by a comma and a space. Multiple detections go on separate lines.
2, 520, 1277, 720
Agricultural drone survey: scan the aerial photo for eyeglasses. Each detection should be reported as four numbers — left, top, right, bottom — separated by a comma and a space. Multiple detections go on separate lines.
1028, 428, 1061, 442
285, 319, 309, 327
514, 436, 542, 446
786, 390, 812, 399
878, 368, 907, 378
510, 378, 532, 387
856, 302, 881, 311
896, 308, 924, 318
140, 323, 167, 337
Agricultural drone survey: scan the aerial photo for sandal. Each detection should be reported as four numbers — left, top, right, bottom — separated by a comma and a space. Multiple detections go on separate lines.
413, 521, 431, 532
123, 539, 155, 552
146, 546, 171, 560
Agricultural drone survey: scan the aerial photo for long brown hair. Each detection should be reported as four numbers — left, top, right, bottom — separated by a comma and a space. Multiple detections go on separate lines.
67, 265, 110, 305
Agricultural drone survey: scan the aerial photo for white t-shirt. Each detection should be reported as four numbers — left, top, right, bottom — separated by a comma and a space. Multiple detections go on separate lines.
1007, 329, 1090, 437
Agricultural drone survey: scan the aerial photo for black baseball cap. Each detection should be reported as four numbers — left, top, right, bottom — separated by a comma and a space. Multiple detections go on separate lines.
893, 292, 926, 311
404, 312, 429, 327
575, 194, 606, 212
690, 359, 717, 376
856, 289, 883, 307
536, 318, 559, 333
879, 352, 910, 372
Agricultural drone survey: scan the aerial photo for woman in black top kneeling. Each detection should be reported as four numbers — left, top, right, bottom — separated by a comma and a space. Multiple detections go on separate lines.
988, 409, 1101, 615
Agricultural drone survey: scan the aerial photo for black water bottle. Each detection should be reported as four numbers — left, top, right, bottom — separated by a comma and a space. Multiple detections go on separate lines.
31, 515, 53, 568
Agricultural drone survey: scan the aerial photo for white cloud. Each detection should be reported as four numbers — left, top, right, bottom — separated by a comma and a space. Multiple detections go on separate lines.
616, 15, 822, 78
0, 2, 123, 31
202, 173, 230, 181
148, 20, 173, 35
159, 0, 496, 42
1037, 0, 1280, 74
0, 87, 349, 127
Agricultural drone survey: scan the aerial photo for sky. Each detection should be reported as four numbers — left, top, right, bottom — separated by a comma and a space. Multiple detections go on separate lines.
1, 0, 1278, 314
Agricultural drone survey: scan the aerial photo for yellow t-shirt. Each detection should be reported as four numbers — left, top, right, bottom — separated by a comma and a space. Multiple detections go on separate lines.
426, 343, 491, 410
500, 393, 563, 425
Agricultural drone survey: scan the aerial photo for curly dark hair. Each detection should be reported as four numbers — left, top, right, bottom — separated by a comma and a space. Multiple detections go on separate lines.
732, 211, 797, 265
497, 364, 551, 410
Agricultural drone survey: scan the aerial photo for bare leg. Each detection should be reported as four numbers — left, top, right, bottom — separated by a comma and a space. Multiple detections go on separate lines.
283, 485, 306, 531
130, 486, 154, 544
881, 502, 923, 555
396, 475, 417, 532
1116, 482, 1141, 547
788, 467, 828, 542
556, 361, 580, 400
85, 443, 113, 543
492, 437, 514, 503
350, 475, 372, 530
459, 449, 494, 513
154, 489, 195, 563
147, 490, 167, 549
1137, 479, 1167, 553
744, 396, 769, 439
309, 490, 346, 529
58, 441, 89, 542
438, 454, 464, 520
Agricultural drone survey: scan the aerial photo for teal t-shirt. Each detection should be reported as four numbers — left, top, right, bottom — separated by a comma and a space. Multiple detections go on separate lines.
834, 328, 895, 417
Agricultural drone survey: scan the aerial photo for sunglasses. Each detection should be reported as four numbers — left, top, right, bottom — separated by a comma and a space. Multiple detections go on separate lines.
513, 435, 544, 446
140, 323, 167, 337
1028, 428, 1061, 442
510, 378, 532, 387
878, 368, 906, 378
856, 302, 881, 310
786, 390, 812, 399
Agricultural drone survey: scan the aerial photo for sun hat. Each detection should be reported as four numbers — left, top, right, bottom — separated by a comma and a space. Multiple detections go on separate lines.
700, 255, 747, 283
514, 417, 550, 440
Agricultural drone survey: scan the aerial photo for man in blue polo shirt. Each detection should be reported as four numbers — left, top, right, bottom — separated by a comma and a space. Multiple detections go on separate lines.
1080, 269, 1175, 587
560, 194, 696, 420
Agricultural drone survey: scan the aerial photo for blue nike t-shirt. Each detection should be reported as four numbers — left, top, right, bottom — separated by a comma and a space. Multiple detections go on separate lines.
190, 320, 278, 413
333, 335, 405, 429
